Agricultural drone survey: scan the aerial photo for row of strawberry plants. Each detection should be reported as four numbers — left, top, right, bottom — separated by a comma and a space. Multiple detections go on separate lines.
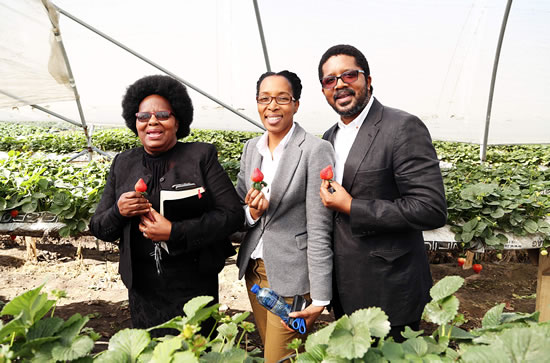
1, 276, 549, 361
1, 123, 549, 250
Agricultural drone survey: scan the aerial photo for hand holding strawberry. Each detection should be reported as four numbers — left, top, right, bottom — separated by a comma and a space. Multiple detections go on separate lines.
134, 178, 155, 222
320, 165, 333, 182
251, 168, 268, 191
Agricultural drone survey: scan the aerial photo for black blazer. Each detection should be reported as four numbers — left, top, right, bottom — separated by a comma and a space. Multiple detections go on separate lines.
89, 142, 244, 289
323, 99, 447, 326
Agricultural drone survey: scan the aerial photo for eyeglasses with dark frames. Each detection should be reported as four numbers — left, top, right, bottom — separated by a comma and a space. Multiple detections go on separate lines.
321, 70, 365, 89
256, 94, 296, 105
135, 110, 174, 122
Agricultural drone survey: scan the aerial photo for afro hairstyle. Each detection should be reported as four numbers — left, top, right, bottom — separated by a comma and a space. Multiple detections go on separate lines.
121, 75, 193, 139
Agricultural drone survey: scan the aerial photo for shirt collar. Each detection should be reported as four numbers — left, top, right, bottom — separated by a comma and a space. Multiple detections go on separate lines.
337, 94, 375, 130
256, 122, 296, 157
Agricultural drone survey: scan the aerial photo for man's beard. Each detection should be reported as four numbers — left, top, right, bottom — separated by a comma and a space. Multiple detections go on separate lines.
331, 87, 370, 118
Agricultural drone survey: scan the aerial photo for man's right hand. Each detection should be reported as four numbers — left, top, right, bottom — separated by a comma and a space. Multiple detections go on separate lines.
245, 187, 269, 220
320, 180, 352, 214
117, 191, 152, 217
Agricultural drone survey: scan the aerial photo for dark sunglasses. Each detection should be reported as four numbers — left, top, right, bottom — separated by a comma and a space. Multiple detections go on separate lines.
135, 110, 174, 122
321, 70, 365, 89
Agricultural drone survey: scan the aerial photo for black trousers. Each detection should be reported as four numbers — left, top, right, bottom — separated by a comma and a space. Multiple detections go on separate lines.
128, 273, 219, 338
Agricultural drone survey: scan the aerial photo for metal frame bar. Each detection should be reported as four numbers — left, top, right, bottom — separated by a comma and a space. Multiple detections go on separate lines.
54, 5, 265, 131
480, 0, 513, 162
253, 0, 271, 72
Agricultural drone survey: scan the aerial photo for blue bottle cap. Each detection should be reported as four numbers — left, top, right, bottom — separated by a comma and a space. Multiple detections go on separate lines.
251, 284, 260, 294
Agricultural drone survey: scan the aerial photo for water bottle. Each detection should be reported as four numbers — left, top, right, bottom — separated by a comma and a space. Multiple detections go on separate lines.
250, 284, 291, 323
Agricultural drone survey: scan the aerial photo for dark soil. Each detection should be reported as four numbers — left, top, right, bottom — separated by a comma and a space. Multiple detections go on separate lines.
0, 236, 539, 353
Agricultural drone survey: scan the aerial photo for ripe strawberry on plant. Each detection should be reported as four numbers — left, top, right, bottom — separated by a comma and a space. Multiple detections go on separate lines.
10, 210, 18, 218
457, 257, 466, 266
10, 235, 17, 241
473, 263, 483, 274
251, 168, 267, 191
320, 165, 333, 182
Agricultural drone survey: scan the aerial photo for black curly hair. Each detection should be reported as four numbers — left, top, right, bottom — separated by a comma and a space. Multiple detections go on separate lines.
256, 70, 302, 100
318, 44, 372, 92
121, 75, 193, 139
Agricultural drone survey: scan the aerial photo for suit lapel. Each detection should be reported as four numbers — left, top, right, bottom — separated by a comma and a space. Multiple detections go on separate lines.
341, 99, 382, 191
263, 124, 305, 228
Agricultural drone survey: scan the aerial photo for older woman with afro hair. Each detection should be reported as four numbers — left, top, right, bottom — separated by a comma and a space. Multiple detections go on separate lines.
90, 75, 243, 336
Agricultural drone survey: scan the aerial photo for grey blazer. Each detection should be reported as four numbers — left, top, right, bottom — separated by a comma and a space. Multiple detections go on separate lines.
236, 123, 334, 301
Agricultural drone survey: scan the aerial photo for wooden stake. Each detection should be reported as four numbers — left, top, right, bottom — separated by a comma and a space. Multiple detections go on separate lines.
536, 252, 550, 322
25, 236, 37, 262
463, 250, 475, 270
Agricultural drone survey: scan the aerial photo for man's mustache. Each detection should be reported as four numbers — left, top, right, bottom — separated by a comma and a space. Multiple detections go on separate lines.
334, 88, 355, 101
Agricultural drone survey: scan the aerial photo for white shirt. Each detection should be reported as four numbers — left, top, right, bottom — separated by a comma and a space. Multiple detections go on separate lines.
333, 95, 375, 184
245, 123, 296, 258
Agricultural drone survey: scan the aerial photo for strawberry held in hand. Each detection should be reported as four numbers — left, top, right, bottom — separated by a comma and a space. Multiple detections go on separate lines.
320, 165, 333, 182
135, 178, 147, 195
251, 168, 268, 191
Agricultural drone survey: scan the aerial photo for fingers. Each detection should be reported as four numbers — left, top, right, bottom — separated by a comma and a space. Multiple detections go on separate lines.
118, 192, 152, 217
280, 319, 295, 333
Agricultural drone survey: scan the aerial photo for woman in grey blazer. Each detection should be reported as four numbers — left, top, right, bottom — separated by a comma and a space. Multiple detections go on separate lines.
236, 70, 334, 362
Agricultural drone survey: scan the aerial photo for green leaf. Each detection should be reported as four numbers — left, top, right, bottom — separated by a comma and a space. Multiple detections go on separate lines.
402, 337, 428, 357
461, 231, 475, 243
21, 199, 38, 213
462, 218, 479, 233
490, 208, 505, 219
349, 307, 390, 338
0, 197, 6, 210
538, 220, 550, 234
1, 284, 55, 326
183, 296, 214, 322
217, 322, 238, 341
524, 219, 539, 234
326, 315, 371, 359
94, 350, 130, 363
51, 335, 94, 361
150, 337, 183, 363
27, 317, 64, 340
381, 341, 404, 360
460, 345, 510, 363
429, 276, 464, 301
304, 321, 335, 351
172, 350, 200, 362
107, 328, 151, 361
482, 303, 505, 329
422, 296, 460, 326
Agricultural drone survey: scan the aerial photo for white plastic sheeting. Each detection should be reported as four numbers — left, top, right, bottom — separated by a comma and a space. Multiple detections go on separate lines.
0, 0, 548, 144
0, 0, 73, 108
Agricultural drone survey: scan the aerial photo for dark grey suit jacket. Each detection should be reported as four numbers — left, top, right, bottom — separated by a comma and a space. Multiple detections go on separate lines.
323, 98, 447, 326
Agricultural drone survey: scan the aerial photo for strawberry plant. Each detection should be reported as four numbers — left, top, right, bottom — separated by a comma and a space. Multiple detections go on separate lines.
294, 276, 550, 362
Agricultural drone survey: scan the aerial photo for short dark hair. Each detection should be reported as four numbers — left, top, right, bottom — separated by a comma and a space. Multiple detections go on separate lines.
256, 70, 303, 100
121, 75, 193, 139
318, 44, 371, 82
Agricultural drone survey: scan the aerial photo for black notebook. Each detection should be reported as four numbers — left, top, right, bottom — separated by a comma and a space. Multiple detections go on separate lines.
160, 186, 207, 222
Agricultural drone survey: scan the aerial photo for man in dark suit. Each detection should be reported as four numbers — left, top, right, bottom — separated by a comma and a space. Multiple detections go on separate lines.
318, 44, 447, 342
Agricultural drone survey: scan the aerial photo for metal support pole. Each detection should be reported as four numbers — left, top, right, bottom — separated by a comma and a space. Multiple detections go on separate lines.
54, 5, 265, 131
480, 0, 513, 163
0, 89, 81, 127
253, 0, 271, 72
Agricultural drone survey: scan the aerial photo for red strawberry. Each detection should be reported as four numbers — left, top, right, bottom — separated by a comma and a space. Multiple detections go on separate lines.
134, 178, 155, 222
10, 235, 17, 241
135, 178, 147, 194
10, 210, 18, 218
320, 165, 333, 181
457, 257, 466, 267
473, 263, 483, 274
251, 168, 267, 191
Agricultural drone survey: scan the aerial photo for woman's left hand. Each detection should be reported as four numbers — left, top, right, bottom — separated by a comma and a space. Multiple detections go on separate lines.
139, 209, 172, 241
281, 304, 325, 333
